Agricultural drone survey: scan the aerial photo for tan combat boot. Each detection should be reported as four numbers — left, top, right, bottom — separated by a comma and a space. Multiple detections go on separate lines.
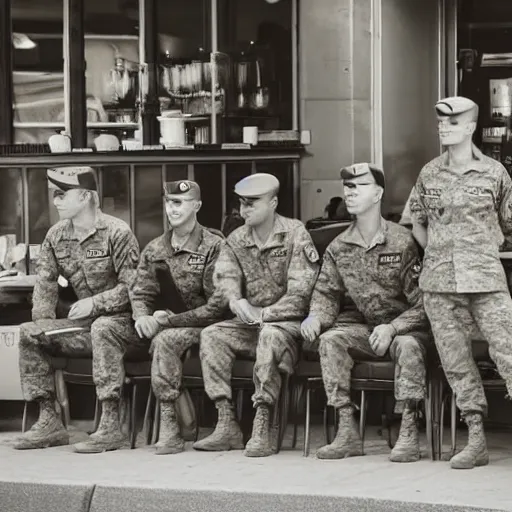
192, 399, 244, 451
244, 404, 273, 458
450, 412, 489, 469
14, 400, 69, 450
389, 406, 420, 462
316, 406, 363, 459
73, 399, 127, 454
155, 401, 185, 455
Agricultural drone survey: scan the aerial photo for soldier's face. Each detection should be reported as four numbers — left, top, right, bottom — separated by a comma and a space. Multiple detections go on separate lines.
52, 188, 88, 219
165, 196, 200, 227
343, 175, 382, 215
239, 193, 277, 227
437, 113, 475, 146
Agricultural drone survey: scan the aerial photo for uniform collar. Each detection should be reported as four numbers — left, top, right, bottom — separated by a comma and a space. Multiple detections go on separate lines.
166, 221, 203, 254
241, 214, 286, 249
442, 143, 487, 173
339, 217, 388, 250
62, 210, 108, 243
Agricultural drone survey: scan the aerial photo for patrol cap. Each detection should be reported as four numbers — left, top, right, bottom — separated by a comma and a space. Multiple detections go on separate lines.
234, 173, 280, 198
340, 162, 385, 190
47, 166, 98, 191
164, 180, 201, 200
435, 96, 478, 117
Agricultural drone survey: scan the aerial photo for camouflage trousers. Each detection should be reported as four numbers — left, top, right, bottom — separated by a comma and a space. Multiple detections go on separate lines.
200, 318, 301, 406
19, 316, 147, 403
423, 292, 512, 416
318, 321, 429, 409
151, 327, 202, 402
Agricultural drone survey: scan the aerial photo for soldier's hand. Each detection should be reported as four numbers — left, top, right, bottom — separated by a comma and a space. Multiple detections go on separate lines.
135, 315, 161, 339
153, 310, 173, 326
68, 298, 94, 320
230, 299, 261, 324
369, 324, 396, 357
301, 316, 321, 342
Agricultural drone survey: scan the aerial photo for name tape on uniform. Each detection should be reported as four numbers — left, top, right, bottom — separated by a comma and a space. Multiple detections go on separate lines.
378, 253, 402, 265
188, 254, 206, 266
86, 248, 109, 258
269, 248, 287, 258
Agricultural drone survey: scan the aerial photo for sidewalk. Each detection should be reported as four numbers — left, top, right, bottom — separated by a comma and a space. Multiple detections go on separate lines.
1, 422, 511, 512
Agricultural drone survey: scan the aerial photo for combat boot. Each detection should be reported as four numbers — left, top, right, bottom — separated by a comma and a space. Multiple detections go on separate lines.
244, 404, 273, 457
316, 406, 363, 459
192, 399, 244, 451
450, 412, 489, 469
14, 400, 69, 450
155, 401, 184, 455
389, 406, 420, 462
73, 399, 127, 454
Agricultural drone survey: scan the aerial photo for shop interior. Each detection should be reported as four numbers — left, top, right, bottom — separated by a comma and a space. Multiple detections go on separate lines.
457, 0, 512, 173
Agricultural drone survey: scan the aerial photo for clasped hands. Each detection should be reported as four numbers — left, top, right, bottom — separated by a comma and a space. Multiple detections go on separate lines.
135, 310, 174, 339
300, 316, 396, 357
229, 298, 262, 325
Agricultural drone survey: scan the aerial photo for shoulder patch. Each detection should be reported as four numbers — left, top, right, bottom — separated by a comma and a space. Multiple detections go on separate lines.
304, 243, 319, 263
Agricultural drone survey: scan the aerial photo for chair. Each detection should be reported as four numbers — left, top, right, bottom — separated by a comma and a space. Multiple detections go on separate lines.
437, 339, 507, 459
290, 355, 440, 459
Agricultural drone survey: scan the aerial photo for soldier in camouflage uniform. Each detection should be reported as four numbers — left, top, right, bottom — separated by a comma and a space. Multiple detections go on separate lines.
193, 173, 320, 457
14, 166, 143, 453
410, 96, 512, 469
129, 180, 226, 455
302, 163, 430, 462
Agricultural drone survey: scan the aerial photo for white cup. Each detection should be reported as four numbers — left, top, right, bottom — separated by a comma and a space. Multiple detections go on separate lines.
243, 126, 258, 145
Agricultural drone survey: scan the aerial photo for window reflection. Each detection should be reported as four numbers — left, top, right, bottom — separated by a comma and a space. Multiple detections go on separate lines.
0, 169, 23, 242
100, 166, 130, 225
11, 0, 64, 144
28, 168, 56, 244
134, 165, 164, 248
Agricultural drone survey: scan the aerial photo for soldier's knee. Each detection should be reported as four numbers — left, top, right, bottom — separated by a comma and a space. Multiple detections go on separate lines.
395, 335, 423, 359
152, 329, 178, 353
199, 325, 219, 357
259, 324, 287, 349
90, 316, 115, 341
19, 322, 41, 346
318, 331, 350, 357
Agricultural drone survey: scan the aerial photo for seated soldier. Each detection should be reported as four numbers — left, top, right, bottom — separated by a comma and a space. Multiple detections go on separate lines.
130, 180, 226, 455
193, 173, 320, 457
301, 163, 430, 462
14, 166, 144, 453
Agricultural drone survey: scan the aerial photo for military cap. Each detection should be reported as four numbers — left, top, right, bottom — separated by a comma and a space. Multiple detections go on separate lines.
164, 180, 201, 200
234, 173, 280, 198
47, 166, 98, 191
340, 162, 385, 190
435, 96, 478, 117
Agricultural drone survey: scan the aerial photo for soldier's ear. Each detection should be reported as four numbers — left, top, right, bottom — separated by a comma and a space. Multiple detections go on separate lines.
466, 121, 477, 136
374, 186, 384, 203
194, 200, 202, 212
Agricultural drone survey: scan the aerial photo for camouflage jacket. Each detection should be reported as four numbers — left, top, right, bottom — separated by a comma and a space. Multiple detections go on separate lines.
214, 214, 320, 322
32, 211, 139, 321
309, 219, 428, 335
130, 222, 226, 327
410, 144, 512, 293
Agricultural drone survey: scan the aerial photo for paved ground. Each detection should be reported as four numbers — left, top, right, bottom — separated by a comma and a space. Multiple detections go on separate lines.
1, 420, 512, 511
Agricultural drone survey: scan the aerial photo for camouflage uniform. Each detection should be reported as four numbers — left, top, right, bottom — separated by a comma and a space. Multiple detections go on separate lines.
200, 214, 320, 406
130, 222, 225, 402
19, 212, 143, 403
410, 143, 512, 417
309, 219, 430, 410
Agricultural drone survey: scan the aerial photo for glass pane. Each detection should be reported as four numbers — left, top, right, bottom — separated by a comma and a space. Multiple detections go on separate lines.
85, 0, 140, 147
100, 166, 130, 225
223, 163, 251, 235
157, 0, 212, 144
0, 169, 23, 243
194, 164, 222, 229
11, 0, 64, 143
134, 166, 163, 248
218, 0, 293, 143
28, 168, 56, 244
256, 161, 293, 218
165, 165, 188, 183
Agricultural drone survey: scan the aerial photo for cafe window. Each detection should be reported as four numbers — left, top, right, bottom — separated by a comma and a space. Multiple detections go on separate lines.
11, 0, 64, 144
6, 0, 297, 148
